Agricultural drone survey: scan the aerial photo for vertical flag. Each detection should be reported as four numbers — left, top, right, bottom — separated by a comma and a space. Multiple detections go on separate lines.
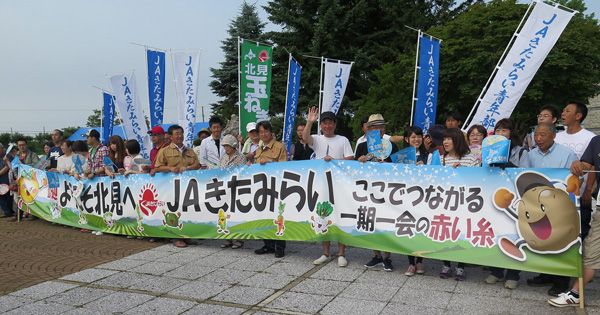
101, 92, 115, 145
414, 36, 440, 134
239, 40, 273, 138
108, 71, 151, 159
146, 49, 166, 128
172, 50, 201, 147
467, 1, 574, 131
321, 60, 353, 114
282, 55, 302, 159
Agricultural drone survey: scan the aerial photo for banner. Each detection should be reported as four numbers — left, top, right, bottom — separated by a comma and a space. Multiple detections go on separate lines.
414, 36, 440, 134
239, 40, 273, 138
108, 71, 151, 159
173, 50, 201, 147
19, 161, 582, 277
146, 49, 166, 128
467, 1, 574, 131
321, 60, 352, 114
101, 92, 115, 145
282, 55, 302, 159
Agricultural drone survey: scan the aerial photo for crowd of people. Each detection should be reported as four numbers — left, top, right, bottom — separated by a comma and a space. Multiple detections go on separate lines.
0, 101, 598, 308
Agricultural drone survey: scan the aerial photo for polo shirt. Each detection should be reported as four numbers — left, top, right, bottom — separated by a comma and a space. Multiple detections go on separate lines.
529, 142, 578, 169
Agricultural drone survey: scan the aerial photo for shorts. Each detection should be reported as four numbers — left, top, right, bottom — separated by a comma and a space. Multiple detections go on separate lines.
583, 209, 600, 269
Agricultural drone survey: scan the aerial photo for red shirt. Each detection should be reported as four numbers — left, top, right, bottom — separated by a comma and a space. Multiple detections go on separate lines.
150, 142, 169, 169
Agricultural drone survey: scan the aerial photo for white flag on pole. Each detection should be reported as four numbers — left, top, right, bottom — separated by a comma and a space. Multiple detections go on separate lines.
321, 60, 353, 114
108, 70, 151, 159
172, 50, 202, 147
467, 1, 574, 131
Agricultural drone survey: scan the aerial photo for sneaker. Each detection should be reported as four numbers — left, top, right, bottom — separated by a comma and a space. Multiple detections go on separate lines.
126, 235, 135, 239
504, 280, 518, 290
405, 264, 416, 276
364, 256, 383, 268
454, 267, 466, 281
415, 262, 425, 274
439, 265, 452, 279
548, 285, 568, 297
338, 256, 348, 267
95, 231, 104, 236
485, 275, 503, 284
81, 229, 91, 233
383, 258, 393, 272
548, 291, 579, 307
91, 231, 98, 235
313, 255, 330, 265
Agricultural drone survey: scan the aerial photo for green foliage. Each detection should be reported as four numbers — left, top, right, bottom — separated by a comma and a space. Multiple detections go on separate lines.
210, 2, 266, 120
316, 201, 333, 218
264, 0, 477, 140
86, 108, 123, 128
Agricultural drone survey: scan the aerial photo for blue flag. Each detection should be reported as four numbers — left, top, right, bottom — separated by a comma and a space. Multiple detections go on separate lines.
104, 156, 118, 173
72, 154, 85, 175
282, 55, 302, 159
102, 92, 115, 145
11, 156, 19, 169
430, 150, 441, 166
366, 130, 382, 153
482, 135, 510, 166
147, 49, 166, 128
390, 147, 416, 164
414, 36, 440, 134
46, 172, 60, 189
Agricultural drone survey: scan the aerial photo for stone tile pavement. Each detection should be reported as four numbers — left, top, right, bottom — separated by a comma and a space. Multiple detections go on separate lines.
2, 238, 599, 314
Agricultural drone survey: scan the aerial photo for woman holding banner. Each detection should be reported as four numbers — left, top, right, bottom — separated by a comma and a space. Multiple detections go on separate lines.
440, 128, 481, 280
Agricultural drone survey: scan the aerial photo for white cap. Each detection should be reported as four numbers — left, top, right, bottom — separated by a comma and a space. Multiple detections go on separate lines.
246, 122, 257, 133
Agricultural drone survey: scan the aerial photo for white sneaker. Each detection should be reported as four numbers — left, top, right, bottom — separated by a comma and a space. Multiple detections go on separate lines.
548, 291, 579, 307
338, 256, 348, 267
91, 231, 98, 235
313, 255, 330, 265
95, 232, 104, 236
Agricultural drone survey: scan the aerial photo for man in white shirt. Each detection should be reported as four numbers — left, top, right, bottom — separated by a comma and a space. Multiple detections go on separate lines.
554, 101, 596, 241
302, 107, 354, 267
198, 117, 225, 169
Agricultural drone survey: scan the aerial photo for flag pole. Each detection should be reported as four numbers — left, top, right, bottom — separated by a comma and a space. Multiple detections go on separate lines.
238, 37, 242, 136
282, 53, 292, 143
317, 57, 325, 135
410, 29, 422, 127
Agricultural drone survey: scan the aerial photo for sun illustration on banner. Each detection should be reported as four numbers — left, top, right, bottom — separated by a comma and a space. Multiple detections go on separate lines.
311, 201, 333, 235
493, 171, 580, 261
138, 183, 164, 217
258, 49, 270, 62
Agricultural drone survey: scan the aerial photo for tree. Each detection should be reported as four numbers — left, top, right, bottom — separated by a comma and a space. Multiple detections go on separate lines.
210, 2, 266, 120
264, 0, 476, 139
359, 0, 600, 136
86, 109, 123, 128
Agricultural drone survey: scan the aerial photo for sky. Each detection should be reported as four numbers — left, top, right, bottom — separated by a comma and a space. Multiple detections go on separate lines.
1, 0, 599, 135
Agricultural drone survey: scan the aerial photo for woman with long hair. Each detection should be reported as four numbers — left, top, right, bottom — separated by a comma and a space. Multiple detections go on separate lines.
105, 135, 126, 178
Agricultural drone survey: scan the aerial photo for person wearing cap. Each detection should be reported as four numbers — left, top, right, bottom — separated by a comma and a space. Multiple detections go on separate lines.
0, 143, 15, 218
302, 106, 354, 267
217, 134, 247, 249
83, 129, 109, 179
154, 125, 200, 248
237, 122, 262, 163
355, 114, 399, 272
147, 126, 169, 175
424, 124, 446, 155
250, 121, 288, 258
193, 128, 211, 157
198, 117, 225, 169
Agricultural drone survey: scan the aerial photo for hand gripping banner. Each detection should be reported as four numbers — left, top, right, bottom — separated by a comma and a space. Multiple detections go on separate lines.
19, 162, 582, 277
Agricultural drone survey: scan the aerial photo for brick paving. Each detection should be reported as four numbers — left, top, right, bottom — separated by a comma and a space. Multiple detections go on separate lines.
0, 215, 163, 296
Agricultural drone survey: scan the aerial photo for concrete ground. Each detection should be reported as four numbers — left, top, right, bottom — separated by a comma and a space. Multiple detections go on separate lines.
1, 216, 598, 314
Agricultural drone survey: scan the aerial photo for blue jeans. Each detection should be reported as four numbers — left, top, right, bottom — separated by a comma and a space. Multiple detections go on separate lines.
490, 267, 520, 281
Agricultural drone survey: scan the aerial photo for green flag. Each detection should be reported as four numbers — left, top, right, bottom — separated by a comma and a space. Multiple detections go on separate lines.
239, 40, 273, 138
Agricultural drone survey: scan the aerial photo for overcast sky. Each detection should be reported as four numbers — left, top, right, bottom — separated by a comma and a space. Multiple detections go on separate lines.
1, 0, 598, 135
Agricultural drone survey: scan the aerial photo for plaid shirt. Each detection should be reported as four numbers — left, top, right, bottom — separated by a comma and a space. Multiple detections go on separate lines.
217, 150, 247, 168
87, 144, 109, 174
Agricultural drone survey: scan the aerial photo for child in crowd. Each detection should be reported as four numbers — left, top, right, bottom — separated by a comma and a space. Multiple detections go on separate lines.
123, 140, 149, 177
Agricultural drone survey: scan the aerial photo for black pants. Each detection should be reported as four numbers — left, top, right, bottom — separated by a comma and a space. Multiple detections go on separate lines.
581, 203, 593, 241
264, 240, 286, 250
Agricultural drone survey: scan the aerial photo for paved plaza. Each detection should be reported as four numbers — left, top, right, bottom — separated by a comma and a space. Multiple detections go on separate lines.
2, 229, 600, 314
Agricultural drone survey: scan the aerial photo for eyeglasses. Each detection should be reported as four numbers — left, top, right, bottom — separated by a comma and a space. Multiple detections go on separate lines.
469, 133, 484, 138
537, 114, 552, 118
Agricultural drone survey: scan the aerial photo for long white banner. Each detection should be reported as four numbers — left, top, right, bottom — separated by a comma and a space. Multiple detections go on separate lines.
173, 50, 202, 147
108, 71, 151, 158
321, 60, 352, 114
467, 1, 574, 131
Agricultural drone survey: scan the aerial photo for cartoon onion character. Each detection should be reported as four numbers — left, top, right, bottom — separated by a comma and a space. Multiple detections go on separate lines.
492, 172, 580, 261
311, 201, 333, 234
